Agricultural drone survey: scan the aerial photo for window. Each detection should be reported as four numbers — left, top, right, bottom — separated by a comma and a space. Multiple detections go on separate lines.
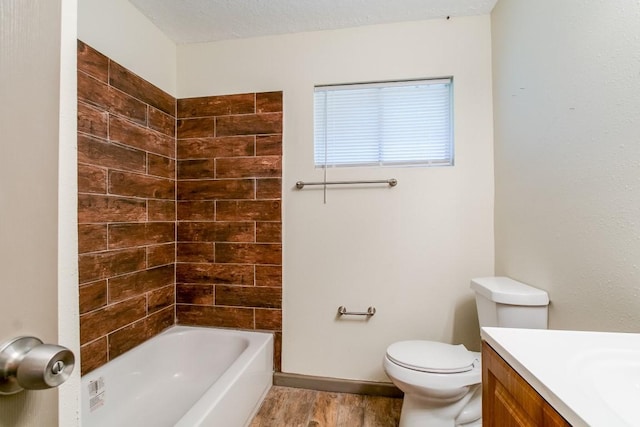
314, 78, 453, 167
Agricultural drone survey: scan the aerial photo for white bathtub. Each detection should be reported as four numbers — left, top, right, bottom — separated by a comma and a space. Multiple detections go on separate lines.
81, 325, 273, 427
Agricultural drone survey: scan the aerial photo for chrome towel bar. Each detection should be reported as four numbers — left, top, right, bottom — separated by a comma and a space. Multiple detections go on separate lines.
337, 306, 376, 317
295, 179, 397, 189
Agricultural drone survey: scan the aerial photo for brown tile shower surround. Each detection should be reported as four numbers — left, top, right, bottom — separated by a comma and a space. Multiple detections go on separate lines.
175, 87, 283, 370
77, 40, 283, 375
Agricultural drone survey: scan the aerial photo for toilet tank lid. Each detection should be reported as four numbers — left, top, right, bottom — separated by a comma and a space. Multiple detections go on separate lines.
470, 277, 549, 306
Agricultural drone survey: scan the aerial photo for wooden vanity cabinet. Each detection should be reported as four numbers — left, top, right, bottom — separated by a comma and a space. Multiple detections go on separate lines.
482, 342, 571, 427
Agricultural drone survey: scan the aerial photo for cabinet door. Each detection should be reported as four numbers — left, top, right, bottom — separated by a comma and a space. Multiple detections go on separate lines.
482, 342, 570, 427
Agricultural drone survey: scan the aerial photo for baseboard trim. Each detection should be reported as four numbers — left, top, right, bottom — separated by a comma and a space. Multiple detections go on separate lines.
273, 372, 403, 398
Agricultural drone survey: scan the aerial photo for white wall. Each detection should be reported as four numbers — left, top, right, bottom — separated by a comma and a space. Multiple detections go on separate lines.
492, 1, 640, 331
77, 0, 177, 96
178, 17, 495, 381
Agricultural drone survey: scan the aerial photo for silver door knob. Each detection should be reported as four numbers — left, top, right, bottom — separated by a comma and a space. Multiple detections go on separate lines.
0, 336, 75, 395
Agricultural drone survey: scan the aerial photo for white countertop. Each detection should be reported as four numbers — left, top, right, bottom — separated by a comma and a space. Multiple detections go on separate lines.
481, 327, 640, 427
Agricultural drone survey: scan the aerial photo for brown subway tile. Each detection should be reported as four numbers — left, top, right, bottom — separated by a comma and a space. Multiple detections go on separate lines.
77, 72, 147, 125
109, 61, 175, 115
80, 295, 146, 344
215, 156, 281, 179
216, 200, 281, 221
77, 40, 108, 82
109, 171, 175, 200
110, 115, 175, 157
78, 163, 107, 194
177, 179, 254, 201
78, 133, 146, 173
148, 154, 175, 179
147, 243, 175, 267
215, 243, 282, 265
108, 87, 149, 125
177, 159, 215, 180
78, 101, 108, 138
176, 242, 214, 263
148, 200, 175, 222
176, 284, 213, 305
80, 337, 107, 375
148, 106, 176, 137
76, 70, 102, 105
256, 135, 282, 156
108, 264, 175, 302
108, 222, 175, 249
79, 280, 107, 314
176, 305, 254, 329
255, 266, 282, 287
78, 224, 107, 254
78, 248, 146, 284
175, 263, 253, 285
256, 222, 282, 243
78, 194, 146, 223
256, 178, 282, 199
215, 285, 281, 309
177, 93, 255, 118
216, 113, 282, 137
213, 221, 257, 242
177, 136, 254, 159
148, 285, 175, 314
255, 308, 282, 330
177, 118, 215, 139
256, 91, 283, 113
147, 305, 174, 334
177, 201, 215, 221
108, 306, 173, 359
274, 332, 282, 371
177, 222, 254, 243
107, 318, 147, 360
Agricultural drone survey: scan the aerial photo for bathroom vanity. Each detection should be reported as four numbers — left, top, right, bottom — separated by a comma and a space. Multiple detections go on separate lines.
481, 327, 640, 427
482, 341, 569, 426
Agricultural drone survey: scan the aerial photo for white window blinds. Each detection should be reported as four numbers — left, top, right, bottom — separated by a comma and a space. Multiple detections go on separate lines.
314, 78, 453, 167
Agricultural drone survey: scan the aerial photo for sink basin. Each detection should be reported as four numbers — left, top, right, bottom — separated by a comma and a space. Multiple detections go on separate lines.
482, 327, 640, 426
571, 349, 640, 426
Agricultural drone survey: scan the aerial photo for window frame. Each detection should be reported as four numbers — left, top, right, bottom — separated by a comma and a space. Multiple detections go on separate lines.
313, 77, 454, 168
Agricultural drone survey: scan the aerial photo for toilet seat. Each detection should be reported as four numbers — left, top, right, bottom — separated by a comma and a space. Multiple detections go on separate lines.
386, 340, 476, 374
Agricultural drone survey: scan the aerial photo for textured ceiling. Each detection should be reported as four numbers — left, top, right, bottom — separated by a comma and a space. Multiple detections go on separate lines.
128, 0, 498, 44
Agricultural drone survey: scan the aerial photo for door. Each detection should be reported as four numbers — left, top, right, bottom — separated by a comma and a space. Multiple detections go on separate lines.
0, 0, 79, 426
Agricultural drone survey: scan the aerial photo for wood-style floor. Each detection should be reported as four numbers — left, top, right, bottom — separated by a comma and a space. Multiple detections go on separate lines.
250, 386, 403, 427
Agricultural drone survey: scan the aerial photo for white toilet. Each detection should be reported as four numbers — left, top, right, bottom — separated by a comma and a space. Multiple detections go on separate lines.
383, 277, 550, 427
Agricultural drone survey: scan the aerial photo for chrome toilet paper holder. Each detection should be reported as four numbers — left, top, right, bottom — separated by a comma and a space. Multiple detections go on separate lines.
0, 336, 75, 395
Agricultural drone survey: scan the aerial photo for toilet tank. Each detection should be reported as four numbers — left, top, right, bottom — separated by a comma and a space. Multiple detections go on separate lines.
470, 277, 549, 329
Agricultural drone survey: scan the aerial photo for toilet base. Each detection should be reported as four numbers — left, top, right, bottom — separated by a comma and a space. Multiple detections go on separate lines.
399, 384, 481, 427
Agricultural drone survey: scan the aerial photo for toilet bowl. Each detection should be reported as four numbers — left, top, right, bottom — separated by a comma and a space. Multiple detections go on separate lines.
383, 277, 550, 427
383, 341, 482, 426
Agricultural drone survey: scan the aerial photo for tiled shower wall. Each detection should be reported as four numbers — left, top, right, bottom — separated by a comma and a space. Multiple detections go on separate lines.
175, 93, 283, 370
77, 41, 283, 374
77, 41, 177, 374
